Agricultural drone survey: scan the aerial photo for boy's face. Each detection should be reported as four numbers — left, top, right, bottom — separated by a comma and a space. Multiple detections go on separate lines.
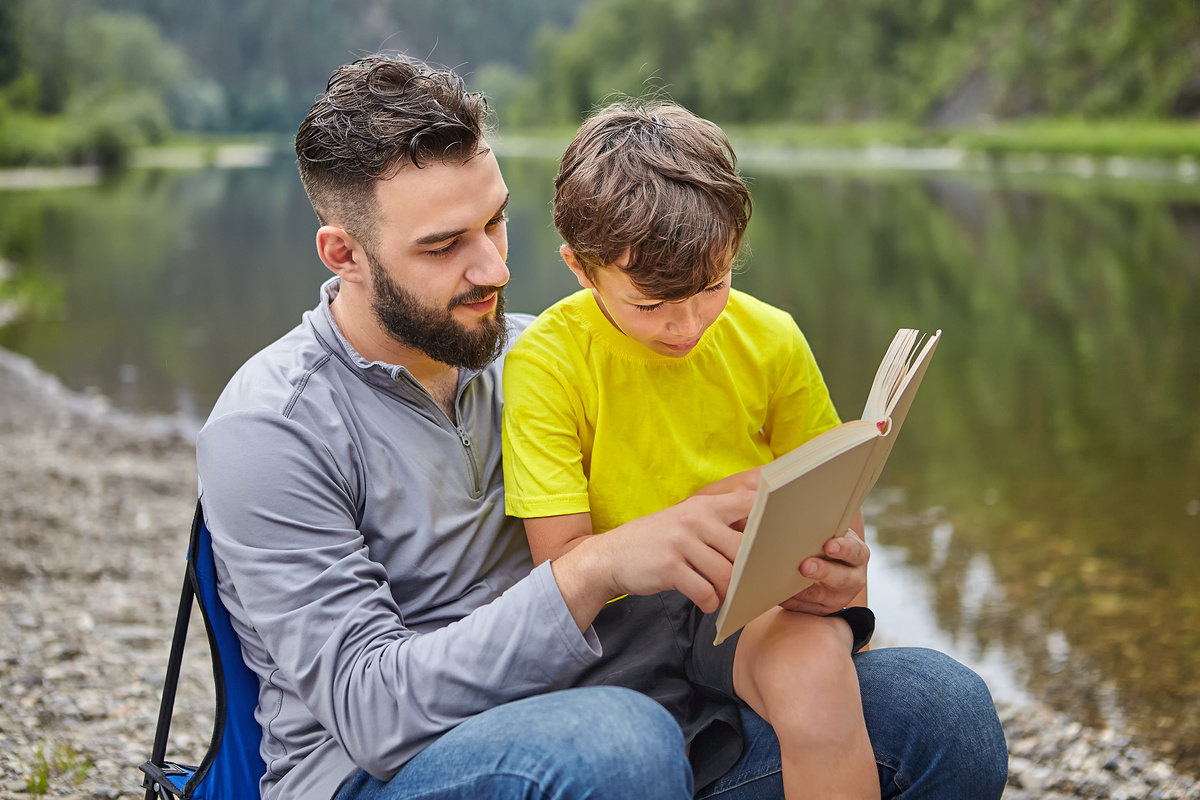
564, 245, 732, 358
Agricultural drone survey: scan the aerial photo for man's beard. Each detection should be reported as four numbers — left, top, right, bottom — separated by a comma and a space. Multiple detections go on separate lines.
368, 255, 508, 371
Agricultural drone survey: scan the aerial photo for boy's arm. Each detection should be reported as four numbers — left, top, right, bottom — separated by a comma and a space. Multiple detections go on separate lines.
848, 510, 868, 607
523, 512, 593, 566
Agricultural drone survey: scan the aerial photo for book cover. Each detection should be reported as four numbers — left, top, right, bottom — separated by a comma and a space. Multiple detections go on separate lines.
713, 329, 941, 644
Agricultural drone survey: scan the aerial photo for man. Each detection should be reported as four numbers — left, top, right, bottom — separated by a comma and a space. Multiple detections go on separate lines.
196, 53, 1008, 800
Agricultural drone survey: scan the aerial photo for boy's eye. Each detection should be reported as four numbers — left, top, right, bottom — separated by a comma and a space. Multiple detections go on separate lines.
487, 212, 508, 229
634, 302, 664, 313
705, 280, 727, 293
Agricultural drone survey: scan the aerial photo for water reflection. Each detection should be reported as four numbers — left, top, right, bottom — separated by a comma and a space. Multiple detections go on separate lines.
1, 154, 1198, 771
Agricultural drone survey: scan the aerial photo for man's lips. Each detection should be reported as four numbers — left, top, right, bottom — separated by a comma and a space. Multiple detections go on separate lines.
457, 292, 498, 313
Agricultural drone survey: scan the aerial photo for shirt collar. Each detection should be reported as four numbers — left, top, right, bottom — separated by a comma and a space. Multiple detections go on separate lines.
309, 276, 484, 397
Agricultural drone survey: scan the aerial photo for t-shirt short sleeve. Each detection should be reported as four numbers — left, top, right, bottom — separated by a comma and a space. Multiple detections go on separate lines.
502, 348, 592, 519
762, 322, 841, 457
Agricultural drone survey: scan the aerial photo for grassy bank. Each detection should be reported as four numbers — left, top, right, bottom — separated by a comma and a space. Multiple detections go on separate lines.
0, 116, 284, 172
502, 118, 1200, 162
6, 116, 1196, 171
0, 106, 172, 170
0, 111, 95, 168
725, 119, 1200, 160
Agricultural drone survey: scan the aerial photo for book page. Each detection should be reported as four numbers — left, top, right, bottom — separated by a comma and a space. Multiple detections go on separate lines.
852, 331, 941, 502
885, 331, 940, 422
862, 329, 918, 421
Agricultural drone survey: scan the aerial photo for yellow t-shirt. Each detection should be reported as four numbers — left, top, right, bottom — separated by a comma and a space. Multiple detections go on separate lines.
502, 289, 840, 534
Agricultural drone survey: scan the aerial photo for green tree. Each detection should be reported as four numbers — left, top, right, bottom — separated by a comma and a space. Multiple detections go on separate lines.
0, 0, 22, 87
0, 0, 193, 166
521, 0, 1200, 126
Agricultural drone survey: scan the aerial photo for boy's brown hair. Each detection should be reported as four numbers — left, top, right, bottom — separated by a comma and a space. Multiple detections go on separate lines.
553, 101, 752, 302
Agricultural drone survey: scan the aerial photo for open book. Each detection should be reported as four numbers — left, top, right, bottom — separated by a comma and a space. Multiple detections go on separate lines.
713, 328, 942, 645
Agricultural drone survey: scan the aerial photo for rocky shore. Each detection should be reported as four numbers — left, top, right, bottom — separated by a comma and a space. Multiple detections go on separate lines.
0, 348, 1196, 799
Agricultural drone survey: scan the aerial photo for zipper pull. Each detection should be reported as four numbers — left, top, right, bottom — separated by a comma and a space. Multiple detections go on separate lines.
457, 427, 472, 448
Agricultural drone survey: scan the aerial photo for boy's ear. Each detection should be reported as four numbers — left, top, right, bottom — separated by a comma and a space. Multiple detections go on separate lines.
560, 244, 595, 289
316, 225, 369, 285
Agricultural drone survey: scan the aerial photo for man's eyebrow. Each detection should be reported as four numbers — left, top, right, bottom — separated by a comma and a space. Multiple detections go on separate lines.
413, 193, 510, 246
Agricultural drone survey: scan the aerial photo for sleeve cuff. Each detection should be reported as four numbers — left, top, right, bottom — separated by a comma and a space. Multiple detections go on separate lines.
529, 560, 602, 663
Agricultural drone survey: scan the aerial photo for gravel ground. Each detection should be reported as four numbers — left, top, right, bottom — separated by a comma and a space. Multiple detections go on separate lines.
0, 347, 1196, 799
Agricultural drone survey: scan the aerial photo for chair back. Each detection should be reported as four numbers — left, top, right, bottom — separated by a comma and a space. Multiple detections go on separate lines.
140, 502, 267, 799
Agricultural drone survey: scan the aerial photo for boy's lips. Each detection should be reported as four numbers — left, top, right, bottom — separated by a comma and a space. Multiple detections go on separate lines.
662, 338, 700, 353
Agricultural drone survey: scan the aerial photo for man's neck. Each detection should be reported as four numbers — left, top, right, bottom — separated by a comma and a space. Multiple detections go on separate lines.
329, 289, 460, 422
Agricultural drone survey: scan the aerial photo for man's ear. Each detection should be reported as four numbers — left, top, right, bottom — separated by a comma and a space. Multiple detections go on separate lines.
560, 244, 594, 289
316, 225, 369, 285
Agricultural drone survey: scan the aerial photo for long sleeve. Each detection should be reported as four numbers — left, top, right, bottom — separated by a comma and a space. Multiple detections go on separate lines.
200, 410, 604, 791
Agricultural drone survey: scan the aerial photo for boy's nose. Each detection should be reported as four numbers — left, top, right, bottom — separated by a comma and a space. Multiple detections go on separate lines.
669, 301, 704, 337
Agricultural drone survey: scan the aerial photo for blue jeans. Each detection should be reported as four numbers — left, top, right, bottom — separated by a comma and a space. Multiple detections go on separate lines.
334, 648, 1008, 800
697, 648, 1009, 798
334, 686, 692, 800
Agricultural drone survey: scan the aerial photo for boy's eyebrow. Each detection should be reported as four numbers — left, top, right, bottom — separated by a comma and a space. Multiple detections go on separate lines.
413, 193, 510, 246
623, 272, 731, 304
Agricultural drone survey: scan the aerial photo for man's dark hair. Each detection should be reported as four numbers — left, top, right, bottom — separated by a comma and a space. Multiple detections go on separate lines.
553, 100, 752, 302
296, 53, 492, 249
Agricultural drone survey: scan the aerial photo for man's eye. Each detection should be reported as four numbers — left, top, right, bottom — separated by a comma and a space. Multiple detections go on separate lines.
428, 240, 459, 257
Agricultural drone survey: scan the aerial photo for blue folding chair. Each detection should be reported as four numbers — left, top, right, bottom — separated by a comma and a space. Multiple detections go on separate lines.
139, 501, 267, 799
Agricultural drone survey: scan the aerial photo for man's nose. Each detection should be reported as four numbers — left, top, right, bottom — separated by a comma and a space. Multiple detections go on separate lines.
467, 236, 509, 288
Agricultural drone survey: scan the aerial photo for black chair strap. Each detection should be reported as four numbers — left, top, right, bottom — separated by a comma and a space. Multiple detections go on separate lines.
143, 501, 203, 800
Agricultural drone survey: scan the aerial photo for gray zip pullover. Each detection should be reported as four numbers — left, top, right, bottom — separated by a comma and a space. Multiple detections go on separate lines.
196, 278, 601, 800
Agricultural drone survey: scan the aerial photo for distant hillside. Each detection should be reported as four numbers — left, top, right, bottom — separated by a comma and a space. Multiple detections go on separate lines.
2, 0, 1195, 148
511, 0, 1200, 126
94, 0, 586, 132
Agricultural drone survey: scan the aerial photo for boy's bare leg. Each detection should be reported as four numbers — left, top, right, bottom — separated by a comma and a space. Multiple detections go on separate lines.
733, 607, 880, 800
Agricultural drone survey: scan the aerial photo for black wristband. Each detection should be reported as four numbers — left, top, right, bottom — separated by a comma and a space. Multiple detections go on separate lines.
826, 606, 875, 653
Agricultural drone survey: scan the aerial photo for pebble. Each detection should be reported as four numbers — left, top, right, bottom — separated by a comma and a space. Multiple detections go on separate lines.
0, 347, 1197, 799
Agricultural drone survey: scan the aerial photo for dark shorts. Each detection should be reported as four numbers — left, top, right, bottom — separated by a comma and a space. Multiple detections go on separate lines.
573, 592, 876, 791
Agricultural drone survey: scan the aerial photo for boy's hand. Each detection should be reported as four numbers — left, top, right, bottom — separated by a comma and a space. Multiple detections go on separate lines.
778, 528, 870, 615
692, 466, 761, 497
550, 488, 755, 632
689, 467, 759, 531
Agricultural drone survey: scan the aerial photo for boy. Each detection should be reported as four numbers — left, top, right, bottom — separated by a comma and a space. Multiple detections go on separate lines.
501, 102, 879, 798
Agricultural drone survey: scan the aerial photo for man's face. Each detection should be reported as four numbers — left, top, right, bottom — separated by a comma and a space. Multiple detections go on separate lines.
365, 148, 511, 369
585, 251, 732, 358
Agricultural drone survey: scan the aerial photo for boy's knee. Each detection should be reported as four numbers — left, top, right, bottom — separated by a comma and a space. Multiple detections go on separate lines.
742, 612, 857, 701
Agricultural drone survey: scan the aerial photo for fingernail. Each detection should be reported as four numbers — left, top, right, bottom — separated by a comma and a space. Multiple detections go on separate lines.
827, 541, 840, 555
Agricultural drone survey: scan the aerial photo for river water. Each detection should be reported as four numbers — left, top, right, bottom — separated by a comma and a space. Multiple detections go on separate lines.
2, 147, 1198, 773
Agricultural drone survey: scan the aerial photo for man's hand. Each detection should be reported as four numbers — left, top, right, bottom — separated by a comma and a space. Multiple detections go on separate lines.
778, 526, 870, 615
551, 486, 756, 632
